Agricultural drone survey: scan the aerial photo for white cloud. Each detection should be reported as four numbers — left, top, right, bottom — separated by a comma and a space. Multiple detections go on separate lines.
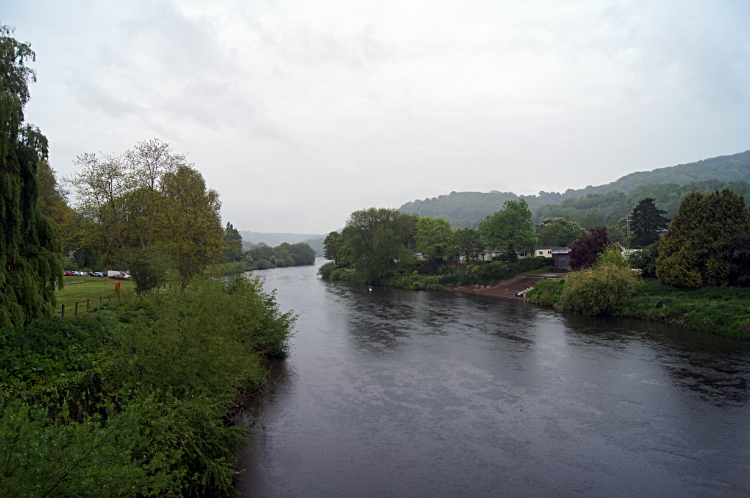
7, 0, 750, 232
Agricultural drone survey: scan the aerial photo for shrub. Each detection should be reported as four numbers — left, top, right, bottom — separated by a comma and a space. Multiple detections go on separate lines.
130, 247, 174, 293
526, 278, 565, 306
438, 274, 458, 285
317, 262, 338, 280
558, 258, 642, 316
626, 241, 659, 277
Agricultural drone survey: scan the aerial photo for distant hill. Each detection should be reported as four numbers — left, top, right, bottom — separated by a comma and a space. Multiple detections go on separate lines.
398, 150, 750, 225
239, 231, 324, 250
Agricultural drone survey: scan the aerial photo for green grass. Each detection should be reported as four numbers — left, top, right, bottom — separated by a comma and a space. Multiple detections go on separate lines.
619, 279, 750, 339
55, 276, 136, 315
528, 276, 750, 340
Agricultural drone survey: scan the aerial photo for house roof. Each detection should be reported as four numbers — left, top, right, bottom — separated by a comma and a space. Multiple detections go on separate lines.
534, 246, 568, 251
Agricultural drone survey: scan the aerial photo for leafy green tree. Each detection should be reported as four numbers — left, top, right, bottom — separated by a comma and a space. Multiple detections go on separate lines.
69, 139, 189, 265
159, 165, 224, 287
630, 198, 670, 247
478, 199, 535, 258
0, 26, 64, 330
36, 160, 70, 224
453, 227, 483, 262
323, 231, 342, 264
222, 222, 243, 262
416, 217, 455, 263
534, 217, 585, 246
657, 189, 750, 287
343, 207, 415, 282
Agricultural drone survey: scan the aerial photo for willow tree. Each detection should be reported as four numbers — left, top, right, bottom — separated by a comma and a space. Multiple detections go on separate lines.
0, 26, 63, 330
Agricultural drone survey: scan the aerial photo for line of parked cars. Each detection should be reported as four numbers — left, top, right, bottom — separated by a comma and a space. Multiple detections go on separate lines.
64, 270, 132, 279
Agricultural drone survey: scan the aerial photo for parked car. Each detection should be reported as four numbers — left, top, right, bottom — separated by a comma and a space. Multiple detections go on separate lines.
64, 271, 75, 276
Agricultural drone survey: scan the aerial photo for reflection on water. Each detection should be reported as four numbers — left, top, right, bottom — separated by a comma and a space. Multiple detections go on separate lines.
230, 262, 750, 497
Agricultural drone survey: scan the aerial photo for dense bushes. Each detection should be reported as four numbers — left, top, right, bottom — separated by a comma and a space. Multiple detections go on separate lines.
558, 255, 642, 316
0, 276, 294, 497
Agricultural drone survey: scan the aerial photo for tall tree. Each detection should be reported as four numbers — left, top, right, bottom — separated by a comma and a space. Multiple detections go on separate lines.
453, 227, 482, 263
343, 207, 415, 282
569, 227, 613, 270
69, 139, 189, 264
159, 165, 224, 288
719, 229, 750, 286
656, 189, 750, 287
629, 198, 669, 247
36, 160, 70, 224
416, 217, 455, 263
478, 199, 535, 258
0, 25, 64, 330
222, 222, 242, 262
323, 231, 342, 264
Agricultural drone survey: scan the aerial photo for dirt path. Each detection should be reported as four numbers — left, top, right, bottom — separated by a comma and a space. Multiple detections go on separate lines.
447, 274, 562, 300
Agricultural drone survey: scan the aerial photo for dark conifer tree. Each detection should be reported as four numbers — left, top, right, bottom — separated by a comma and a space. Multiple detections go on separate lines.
718, 229, 750, 286
0, 26, 63, 330
630, 198, 669, 247
656, 189, 750, 287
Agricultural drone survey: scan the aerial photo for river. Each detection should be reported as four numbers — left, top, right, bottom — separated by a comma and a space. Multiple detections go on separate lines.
230, 260, 750, 497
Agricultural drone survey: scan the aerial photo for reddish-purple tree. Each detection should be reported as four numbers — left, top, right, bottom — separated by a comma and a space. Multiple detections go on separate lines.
569, 226, 613, 270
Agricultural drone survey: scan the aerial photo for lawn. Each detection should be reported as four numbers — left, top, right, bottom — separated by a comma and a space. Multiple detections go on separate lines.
55, 276, 136, 316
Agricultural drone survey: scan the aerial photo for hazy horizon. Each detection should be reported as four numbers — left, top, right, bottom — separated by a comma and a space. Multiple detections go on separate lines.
5, 0, 749, 233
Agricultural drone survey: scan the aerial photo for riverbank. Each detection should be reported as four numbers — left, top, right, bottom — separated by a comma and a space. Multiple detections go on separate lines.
528, 277, 750, 340
1, 276, 294, 497
318, 258, 554, 291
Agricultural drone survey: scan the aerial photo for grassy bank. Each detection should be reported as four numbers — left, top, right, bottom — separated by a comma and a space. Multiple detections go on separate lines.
1, 275, 294, 497
527, 277, 750, 340
55, 276, 136, 314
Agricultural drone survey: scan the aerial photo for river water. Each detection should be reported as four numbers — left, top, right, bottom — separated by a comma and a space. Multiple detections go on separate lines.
230, 260, 750, 497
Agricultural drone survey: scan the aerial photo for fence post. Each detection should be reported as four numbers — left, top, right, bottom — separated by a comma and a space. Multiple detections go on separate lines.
108, 296, 111, 304
61, 304, 65, 318
75, 302, 78, 316
87, 298, 90, 312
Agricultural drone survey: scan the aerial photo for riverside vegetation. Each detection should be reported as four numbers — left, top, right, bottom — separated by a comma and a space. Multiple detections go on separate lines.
0, 276, 294, 497
0, 25, 295, 496
528, 190, 750, 339
323, 189, 750, 340
318, 202, 551, 291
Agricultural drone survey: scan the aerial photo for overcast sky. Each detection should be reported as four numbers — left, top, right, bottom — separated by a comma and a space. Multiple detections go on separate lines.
5, 0, 750, 233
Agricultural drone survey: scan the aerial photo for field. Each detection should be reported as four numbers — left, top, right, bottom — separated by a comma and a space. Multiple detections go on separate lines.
55, 276, 136, 316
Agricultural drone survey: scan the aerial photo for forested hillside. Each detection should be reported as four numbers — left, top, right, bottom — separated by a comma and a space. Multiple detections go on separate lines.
534, 180, 750, 224
399, 150, 750, 226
